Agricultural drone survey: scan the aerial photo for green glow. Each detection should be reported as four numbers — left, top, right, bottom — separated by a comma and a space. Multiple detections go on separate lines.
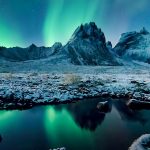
43, 0, 100, 46
0, 111, 16, 129
0, 19, 23, 47
46, 107, 56, 122
44, 106, 94, 148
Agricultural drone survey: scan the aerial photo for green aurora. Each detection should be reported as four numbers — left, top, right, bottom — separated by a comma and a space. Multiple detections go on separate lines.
0, 0, 150, 47
0, 18, 23, 47
43, 0, 101, 46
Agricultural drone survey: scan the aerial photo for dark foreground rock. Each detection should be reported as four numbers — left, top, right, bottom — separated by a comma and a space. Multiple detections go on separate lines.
127, 99, 150, 110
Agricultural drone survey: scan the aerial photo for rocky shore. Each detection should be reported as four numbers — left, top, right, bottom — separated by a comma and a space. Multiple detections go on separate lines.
0, 67, 150, 110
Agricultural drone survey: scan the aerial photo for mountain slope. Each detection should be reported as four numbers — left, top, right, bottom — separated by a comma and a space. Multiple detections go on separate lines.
114, 27, 150, 64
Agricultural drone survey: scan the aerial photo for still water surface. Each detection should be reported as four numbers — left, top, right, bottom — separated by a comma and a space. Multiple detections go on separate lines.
0, 98, 150, 150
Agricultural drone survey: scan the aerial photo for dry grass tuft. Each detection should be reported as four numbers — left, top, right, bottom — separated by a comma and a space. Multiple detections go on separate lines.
63, 73, 81, 85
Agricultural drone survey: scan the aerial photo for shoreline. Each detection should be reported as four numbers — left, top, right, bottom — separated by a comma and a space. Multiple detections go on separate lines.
0, 66, 150, 110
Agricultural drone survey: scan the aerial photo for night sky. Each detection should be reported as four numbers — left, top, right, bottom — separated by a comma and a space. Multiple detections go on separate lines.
0, 0, 150, 47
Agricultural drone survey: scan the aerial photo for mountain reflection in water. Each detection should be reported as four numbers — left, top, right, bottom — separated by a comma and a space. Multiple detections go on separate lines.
0, 98, 150, 150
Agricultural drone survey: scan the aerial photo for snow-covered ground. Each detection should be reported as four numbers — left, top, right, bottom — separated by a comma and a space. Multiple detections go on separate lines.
0, 65, 150, 110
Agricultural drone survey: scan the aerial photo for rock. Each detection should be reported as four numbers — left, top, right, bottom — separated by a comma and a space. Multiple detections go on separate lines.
129, 134, 150, 150
101, 92, 109, 97
17, 103, 23, 107
127, 99, 150, 110
131, 80, 140, 84
97, 101, 111, 113
133, 92, 142, 100
5, 103, 16, 110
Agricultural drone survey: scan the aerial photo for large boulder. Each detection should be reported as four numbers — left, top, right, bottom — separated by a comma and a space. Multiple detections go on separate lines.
127, 99, 150, 110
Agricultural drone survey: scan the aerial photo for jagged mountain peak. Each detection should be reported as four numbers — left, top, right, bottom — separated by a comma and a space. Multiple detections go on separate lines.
29, 43, 37, 48
71, 22, 106, 43
28, 44, 38, 52
64, 22, 119, 65
51, 42, 62, 49
140, 27, 149, 35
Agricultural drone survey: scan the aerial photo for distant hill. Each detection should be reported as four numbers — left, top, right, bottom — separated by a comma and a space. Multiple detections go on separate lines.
113, 27, 150, 64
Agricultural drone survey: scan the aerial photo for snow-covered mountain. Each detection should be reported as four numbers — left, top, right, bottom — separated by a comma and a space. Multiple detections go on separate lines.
114, 27, 150, 64
0, 22, 119, 65
1, 23, 150, 66
63, 22, 119, 65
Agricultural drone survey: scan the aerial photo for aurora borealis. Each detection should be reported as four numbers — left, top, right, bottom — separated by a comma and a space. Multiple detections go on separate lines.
0, 0, 150, 47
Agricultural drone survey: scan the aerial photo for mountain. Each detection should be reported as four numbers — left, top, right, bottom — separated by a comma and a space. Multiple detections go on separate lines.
1, 23, 150, 66
114, 27, 150, 64
0, 43, 62, 61
63, 22, 119, 65
0, 22, 119, 66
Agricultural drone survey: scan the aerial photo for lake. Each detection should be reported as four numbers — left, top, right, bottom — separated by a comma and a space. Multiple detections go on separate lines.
0, 98, 150, 150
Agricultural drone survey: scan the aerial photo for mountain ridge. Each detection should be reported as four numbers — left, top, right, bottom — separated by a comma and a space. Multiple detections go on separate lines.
0, 22, 150, 65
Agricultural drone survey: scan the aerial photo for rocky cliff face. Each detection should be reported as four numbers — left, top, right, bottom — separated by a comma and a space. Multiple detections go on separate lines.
64, 22, 119, 65
114, 27, 150, 64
